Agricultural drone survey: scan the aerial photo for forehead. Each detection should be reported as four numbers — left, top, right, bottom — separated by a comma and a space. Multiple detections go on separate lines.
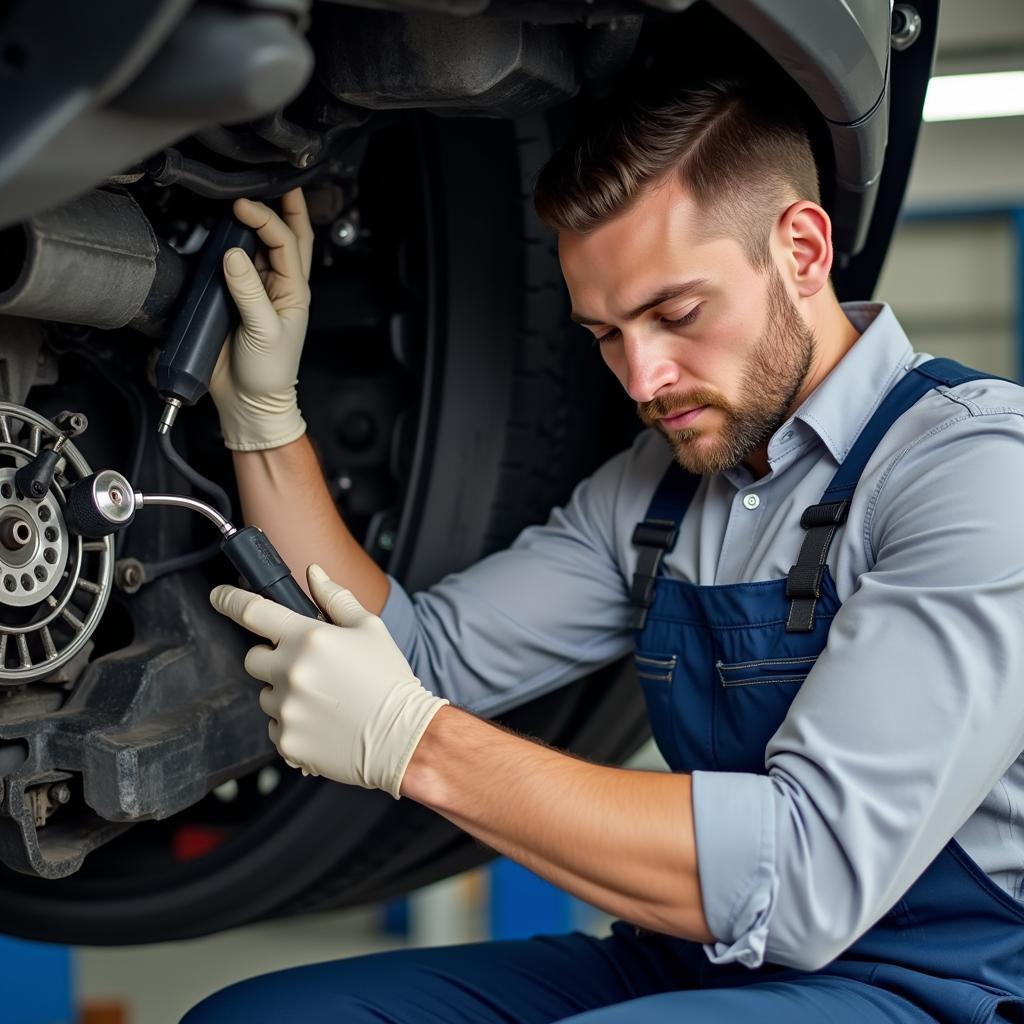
558, 176, 731, 315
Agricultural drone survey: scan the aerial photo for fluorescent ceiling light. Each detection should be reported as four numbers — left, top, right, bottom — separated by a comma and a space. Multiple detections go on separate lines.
924, 70, 1024, 122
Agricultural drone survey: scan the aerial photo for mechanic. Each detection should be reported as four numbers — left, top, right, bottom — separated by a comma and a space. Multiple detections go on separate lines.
184, 75, 1024, 1023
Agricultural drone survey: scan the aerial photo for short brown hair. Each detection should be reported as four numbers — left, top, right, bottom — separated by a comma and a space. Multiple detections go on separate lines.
534, 77, 820, 270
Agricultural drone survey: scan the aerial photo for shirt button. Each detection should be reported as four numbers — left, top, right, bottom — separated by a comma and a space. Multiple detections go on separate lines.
742, 494, 760, 510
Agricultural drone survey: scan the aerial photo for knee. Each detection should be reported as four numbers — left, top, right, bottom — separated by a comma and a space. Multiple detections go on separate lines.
178, 960, 383, 1024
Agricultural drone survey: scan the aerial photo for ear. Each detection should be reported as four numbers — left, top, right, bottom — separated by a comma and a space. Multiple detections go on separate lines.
774, 200, 832, 299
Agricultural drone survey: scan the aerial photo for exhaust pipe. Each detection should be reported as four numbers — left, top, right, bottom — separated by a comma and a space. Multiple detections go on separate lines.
0, 189, 187, 336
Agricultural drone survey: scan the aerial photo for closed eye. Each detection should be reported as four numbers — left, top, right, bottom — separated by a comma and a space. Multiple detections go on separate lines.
592, 327, 620, 346
663, 305, 702, 329
590, 304, 702, 347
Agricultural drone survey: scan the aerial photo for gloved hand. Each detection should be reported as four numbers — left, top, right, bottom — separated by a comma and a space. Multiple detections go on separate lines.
210, 564, 449, 798
209, 188, 313, 451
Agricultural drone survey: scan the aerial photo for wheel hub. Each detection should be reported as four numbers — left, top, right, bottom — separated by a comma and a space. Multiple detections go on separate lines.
0, 467, 69, 606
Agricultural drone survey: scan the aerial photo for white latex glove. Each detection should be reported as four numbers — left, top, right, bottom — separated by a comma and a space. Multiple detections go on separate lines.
210, 564, 449, 798
209, 188, 313, 451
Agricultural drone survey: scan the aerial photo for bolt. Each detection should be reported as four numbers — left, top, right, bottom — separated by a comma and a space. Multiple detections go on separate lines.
891, 4, 922, 50
50, 782, 71, 805
330, 217, 358, 248
115, 558, 144, 594
109, 487, 124, 506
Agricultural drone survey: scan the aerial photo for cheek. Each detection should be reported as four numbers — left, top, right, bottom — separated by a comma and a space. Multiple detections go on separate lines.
700, 309, 762, 385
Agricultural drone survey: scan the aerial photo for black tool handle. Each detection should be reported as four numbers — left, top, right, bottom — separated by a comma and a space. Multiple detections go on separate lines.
155, 218, 259, 407
222, 526, 322, 619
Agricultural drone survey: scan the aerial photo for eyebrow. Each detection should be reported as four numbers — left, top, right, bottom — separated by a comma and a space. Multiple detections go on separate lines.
570, 279, 711, 327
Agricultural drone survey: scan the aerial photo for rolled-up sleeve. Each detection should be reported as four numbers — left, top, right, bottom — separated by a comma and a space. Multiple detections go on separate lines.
692, 411, 1024, 972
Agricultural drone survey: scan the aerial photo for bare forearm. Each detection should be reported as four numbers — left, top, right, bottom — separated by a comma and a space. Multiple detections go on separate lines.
402, 705, 714, 941
231, 435, 389, 613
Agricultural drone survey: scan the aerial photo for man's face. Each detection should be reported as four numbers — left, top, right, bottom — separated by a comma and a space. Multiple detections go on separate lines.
559, 175, 816, 475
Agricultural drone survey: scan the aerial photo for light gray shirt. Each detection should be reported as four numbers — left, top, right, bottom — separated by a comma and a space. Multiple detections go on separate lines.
380, 303, 1024, 973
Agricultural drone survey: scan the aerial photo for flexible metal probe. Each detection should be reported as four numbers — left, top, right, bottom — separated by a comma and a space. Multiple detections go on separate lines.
63, 469, 322, 619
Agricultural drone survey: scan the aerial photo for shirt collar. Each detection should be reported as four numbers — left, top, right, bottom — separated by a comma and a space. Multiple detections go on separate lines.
767, 301, 914, 469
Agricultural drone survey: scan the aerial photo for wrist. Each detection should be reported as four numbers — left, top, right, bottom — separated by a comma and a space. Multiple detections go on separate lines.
220, 401, 307, 452
399, 702, 458, 804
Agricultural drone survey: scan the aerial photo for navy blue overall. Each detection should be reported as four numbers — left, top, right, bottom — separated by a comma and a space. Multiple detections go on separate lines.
183, 359, 1024, 1024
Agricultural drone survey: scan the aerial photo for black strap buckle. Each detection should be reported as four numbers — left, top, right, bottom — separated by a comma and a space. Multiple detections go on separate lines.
629, 518, 680, 630
631, 519, 678, 550
799, 501, 849, 530
785, 564, 825, 600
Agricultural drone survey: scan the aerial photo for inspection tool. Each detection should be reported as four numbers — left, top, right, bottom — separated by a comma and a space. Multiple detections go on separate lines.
64, 469, 322, 619
155, 217, 259, 436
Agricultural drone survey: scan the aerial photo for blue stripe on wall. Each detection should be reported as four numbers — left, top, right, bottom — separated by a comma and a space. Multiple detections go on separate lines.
0, 936, 72, 1024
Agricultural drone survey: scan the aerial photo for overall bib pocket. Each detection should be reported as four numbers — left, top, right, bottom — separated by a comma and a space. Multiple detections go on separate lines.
716, 654, 818, 686
712, 654, 817, 771
633, 652, 680, 766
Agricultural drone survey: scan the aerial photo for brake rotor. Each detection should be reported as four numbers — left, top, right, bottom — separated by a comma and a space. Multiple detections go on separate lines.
0, 403, 113, 684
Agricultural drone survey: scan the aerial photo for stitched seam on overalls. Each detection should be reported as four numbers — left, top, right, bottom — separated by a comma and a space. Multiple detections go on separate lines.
635, 654, 677, 668
721, 676, 809, 687
719, 655, 818, 669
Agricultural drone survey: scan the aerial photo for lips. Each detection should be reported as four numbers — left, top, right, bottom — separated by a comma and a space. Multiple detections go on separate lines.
661, 406, 707, 429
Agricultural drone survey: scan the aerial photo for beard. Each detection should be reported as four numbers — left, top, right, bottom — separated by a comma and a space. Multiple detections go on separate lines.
638, 269, 816, 475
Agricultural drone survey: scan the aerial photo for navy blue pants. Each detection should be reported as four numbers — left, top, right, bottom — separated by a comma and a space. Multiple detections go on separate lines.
181, 921, 939, 1023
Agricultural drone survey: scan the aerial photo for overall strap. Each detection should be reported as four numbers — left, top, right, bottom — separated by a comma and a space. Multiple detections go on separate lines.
785, 358, 1006, 632
629, 461, 701, 629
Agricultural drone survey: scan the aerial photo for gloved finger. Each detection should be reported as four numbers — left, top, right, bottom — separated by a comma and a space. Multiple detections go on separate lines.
223, 247, 277, 337
232, 197, 305, 295
306, 564, 372, 627
208, 342, 230, 398
243, 643, 277, 684
279, 188, 314, 280
258, 684, 282, 721
210, 585, 300, 644
268, 716, 283, 749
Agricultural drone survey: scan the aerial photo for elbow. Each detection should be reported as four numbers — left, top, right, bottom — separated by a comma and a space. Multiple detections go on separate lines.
767, 914, 863, 972
775, 940, 844, 974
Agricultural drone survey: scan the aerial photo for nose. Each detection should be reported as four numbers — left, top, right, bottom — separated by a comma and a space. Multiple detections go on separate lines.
617, 333, 680, 404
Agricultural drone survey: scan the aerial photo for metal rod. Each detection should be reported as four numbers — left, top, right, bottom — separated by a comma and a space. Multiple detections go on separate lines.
134, 492, 236, 538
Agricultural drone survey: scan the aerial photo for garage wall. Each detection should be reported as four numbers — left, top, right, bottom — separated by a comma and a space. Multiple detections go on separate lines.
874, 215, 1018, 379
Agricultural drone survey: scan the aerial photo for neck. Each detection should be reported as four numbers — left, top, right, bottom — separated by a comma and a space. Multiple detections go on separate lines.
743, 296, 861, 479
